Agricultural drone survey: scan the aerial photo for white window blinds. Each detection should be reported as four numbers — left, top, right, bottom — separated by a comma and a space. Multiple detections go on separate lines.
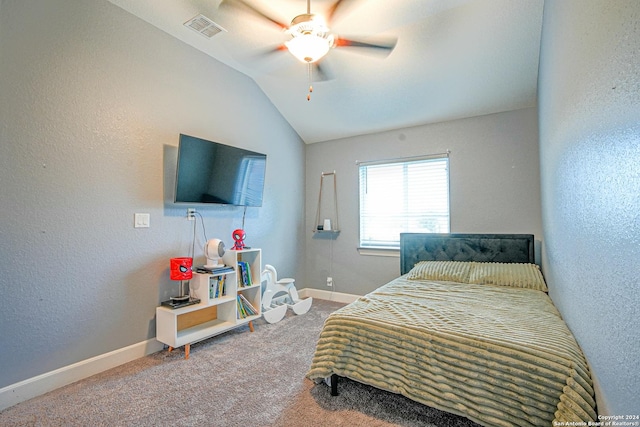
358, 154, 450, 249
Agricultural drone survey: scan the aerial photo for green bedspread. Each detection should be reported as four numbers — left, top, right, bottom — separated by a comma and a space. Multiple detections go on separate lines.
307, 276, 596, 426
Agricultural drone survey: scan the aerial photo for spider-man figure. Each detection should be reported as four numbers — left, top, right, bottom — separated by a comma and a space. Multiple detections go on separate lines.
232, 229, 246, 250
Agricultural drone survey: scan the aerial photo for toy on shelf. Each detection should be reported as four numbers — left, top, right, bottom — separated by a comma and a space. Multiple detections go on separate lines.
232, 229, 246, 250
260, 264, 312, 324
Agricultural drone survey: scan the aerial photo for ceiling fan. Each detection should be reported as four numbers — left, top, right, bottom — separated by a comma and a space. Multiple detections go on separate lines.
222, 0, 397, 100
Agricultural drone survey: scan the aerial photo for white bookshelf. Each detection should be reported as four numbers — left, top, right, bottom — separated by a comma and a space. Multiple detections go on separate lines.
156, 248, 262, 359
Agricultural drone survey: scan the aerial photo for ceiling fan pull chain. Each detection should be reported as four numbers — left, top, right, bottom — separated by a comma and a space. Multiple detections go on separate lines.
306, 0, 312, 100
307, 63, 313, 101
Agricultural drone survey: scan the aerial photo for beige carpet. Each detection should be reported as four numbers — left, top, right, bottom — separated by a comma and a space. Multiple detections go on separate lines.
0, 299, 479, 427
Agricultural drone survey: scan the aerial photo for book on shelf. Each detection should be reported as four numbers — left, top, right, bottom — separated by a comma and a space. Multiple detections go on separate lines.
236, 297, 246, 319
195, 265, 234, 274
209, 275, 226, 299
236, 294, 258, 318
237, 261, 253, 287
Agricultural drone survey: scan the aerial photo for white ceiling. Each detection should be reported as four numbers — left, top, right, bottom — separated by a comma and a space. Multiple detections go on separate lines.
108, 0, 544, 144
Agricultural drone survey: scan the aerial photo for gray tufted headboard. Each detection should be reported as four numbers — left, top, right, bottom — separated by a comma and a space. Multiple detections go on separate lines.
400, 233, 535, 275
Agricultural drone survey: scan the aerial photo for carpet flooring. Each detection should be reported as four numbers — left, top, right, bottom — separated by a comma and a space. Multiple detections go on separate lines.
0, 299, 479, 427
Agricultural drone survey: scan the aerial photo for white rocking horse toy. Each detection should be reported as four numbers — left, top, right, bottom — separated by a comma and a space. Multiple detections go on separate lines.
261, 264, 312, 324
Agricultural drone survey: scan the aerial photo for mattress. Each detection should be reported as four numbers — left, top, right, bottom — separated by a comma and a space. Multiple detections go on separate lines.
307, 276, 596, 426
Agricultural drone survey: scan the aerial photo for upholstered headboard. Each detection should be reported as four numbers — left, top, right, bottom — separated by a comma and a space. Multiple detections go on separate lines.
400, 233, 535, 275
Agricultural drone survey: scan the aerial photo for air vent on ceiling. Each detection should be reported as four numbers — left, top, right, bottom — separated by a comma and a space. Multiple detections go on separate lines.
184, 14, 227, 39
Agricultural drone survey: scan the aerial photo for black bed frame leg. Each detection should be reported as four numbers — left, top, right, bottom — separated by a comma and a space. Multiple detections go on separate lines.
330, 374, 339, 396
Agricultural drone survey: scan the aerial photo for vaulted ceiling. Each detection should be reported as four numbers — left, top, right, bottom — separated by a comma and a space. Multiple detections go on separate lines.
108, 0, 544, 143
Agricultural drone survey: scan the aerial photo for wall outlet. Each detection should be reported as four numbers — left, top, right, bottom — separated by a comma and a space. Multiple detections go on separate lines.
326, 277, 333, 287
187, 208, 195, 220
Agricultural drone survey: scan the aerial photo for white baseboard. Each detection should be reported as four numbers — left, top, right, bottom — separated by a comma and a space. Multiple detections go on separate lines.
0, 339, 164, 411
297, 287, 360, 304
0, 288, 357, 412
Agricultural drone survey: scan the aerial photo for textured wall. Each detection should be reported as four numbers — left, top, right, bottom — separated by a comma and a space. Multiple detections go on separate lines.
304, 108, 542, 296
0, 0, 304, 388
538, 0, 640, 414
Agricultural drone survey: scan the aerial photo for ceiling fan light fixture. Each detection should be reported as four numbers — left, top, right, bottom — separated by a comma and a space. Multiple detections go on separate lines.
284, 14, 334, 63
285, 34, 333, 63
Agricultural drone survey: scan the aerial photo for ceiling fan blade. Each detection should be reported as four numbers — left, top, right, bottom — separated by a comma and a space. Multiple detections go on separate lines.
325, 0, 361, 24
334, 36, 398, 55
254, 44, 288, 58
313, 61, 334, 82
221, 0, 289, 30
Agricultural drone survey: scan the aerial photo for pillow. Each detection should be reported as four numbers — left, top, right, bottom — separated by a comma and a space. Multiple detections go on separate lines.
406, 261, 472, 283
467, 262, 548, 291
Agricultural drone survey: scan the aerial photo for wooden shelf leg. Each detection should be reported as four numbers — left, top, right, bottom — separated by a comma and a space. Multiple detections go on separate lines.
185, 343, 190, 360
168, 346, 174, 353
248, 321, 255, 332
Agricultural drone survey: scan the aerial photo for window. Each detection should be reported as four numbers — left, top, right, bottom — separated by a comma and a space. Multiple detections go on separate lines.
358, 154, 450, 250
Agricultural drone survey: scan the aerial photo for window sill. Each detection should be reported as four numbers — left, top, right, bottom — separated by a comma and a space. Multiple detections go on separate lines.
357, 247, 400, 257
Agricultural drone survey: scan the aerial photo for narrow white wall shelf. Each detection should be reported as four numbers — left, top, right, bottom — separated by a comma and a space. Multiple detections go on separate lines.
313, 171, 340, 234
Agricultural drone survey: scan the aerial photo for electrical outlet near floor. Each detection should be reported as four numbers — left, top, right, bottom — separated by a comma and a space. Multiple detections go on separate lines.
326, 277, 333, 287
187, 208, 195, 220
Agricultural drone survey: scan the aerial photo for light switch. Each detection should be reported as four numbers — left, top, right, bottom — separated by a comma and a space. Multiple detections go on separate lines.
134, 213, 150, 228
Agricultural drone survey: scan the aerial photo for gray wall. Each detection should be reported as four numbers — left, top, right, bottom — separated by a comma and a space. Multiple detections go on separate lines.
538, 0, 640, 414
304, 107, 542, 296
0, 0, 304, 389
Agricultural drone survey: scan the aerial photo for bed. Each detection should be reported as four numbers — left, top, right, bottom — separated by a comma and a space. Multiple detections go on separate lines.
307, 233, 596, 427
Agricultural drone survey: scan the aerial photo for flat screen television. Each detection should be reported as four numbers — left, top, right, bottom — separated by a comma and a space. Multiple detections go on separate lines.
174, 134, 267, 206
